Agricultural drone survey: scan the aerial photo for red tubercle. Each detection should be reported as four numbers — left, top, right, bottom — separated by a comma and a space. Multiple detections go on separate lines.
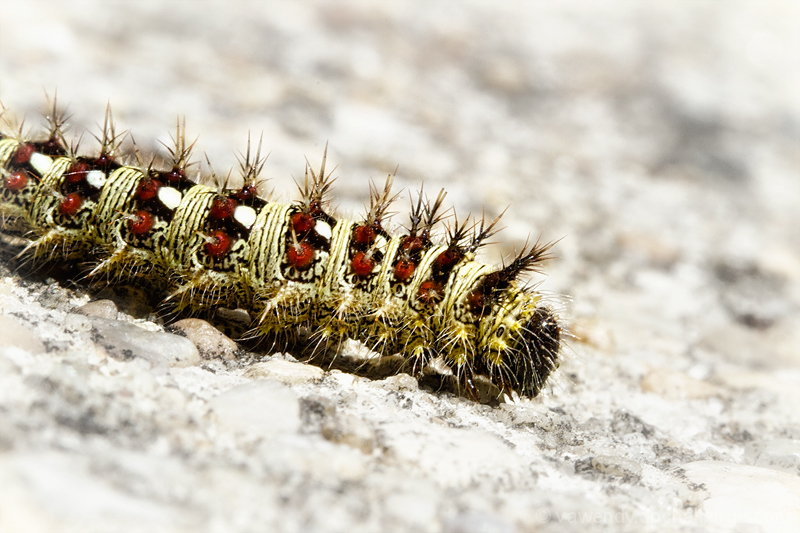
210, 196, 237, 220
287, 240, 315, 270
95, 153, 113, 168
135, 178, 161, 201
128, 210, 155, 235
352, 225, 375, 246
165, 167, 185, 184
402, 235, 425, 253
59, 192, 83, 216
37, 135, 65, 156
236, 183, 257, 202
351, 251, 374, 277
13, 143, 34, 165
205, 230, 232, 258
291, 212, 315, 234
309, 199, 323, 217
393, 258, 416, 281
4, 170, 29, 191
417, 280, 444, 305
434, 248, 462, 270
65, 161, 89, 184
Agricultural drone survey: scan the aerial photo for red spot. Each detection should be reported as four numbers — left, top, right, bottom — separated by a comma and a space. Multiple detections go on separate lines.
4, 170, 29, 191
402, 235, 425, 253
291, 212, 315, 233
417, 280, 444, 305
287, 241, 315, 270
205, 230, 232, 258
13, 143, 34, 165
236, 183, 257, 201
66, 161, 89, 184
135, 178, 161, 201
393, 258, 416, 281
351, 251, 374, 277
39, 135, 63, 155
95, 154, 113, 168
165, 167, 185, 183
435, 249, 462, 270
59, 192, 83, 216
129, 210, 154, 235
309, 199, 323, 217
210, 196, 237, 220
353, 225, 375, 246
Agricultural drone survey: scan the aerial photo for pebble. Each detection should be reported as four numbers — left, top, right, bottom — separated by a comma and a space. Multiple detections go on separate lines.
681, 460, 800, 532
243, 359, 325, 384
170, 318, 239, 360
0, 315, 46, 354
75, 299, 119, 320
376, 373, 418, 392
321, 413, 376, 454
208, 380, 301, 435
89, 317, 201, 367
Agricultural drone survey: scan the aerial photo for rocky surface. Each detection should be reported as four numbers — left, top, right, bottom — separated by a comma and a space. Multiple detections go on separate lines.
1, 1, 799, 532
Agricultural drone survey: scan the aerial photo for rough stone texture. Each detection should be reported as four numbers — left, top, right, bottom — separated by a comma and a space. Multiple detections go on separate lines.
170, 318, 240, 360
1, 1, 799, 532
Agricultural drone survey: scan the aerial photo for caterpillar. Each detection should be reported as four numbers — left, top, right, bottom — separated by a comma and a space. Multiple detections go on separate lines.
0, 103, 561, 400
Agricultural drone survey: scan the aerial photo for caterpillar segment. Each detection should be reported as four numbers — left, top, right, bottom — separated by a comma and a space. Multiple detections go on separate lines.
0, 108, 562, 400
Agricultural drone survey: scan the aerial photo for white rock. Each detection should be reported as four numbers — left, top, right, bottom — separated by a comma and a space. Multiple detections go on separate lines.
681, 461, 800, 532
170, 318, 239, 360
744, 439, 800, 475
76, 299, 119, 320
243, 359, 324, 384
0, 315, 46, 354
89, 317, 201, 367
208, 380, 300, 435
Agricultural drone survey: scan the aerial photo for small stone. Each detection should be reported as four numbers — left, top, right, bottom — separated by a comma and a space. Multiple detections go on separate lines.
90, 317, 201, 367
0, 315, 46, 354
321, 413, 376, 454
244, 359, 324, 385
208, 380, 300, 435
170, 318, 239, 360
377, 373, 418, 392
75, 299, 118, 320
64, 313, 93, 333
681, 461, 800, 532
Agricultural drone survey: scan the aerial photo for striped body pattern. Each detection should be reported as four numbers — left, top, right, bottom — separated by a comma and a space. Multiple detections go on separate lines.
0, 105, 561, 400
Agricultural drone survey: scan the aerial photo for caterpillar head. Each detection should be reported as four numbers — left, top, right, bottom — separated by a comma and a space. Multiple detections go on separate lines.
473, 287, 561, 399
466, 240, 561, 399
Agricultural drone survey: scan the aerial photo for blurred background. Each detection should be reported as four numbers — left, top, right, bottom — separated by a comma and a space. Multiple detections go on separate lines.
1, 1, 799, 530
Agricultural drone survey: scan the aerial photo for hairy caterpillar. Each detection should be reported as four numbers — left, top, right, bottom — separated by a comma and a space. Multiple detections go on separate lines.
0, 103, 561, 400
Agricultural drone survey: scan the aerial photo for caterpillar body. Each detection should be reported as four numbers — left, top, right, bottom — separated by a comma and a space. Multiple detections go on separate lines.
0, 105, 561, 400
